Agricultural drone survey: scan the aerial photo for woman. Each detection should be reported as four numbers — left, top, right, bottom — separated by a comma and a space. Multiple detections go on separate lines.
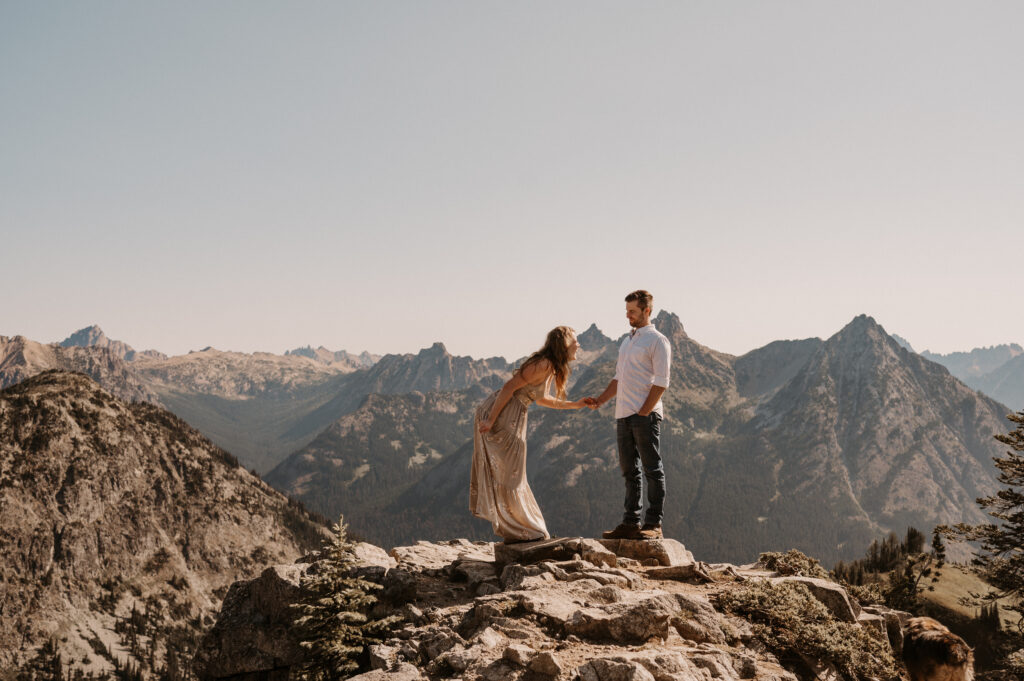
470, 326, 587, 544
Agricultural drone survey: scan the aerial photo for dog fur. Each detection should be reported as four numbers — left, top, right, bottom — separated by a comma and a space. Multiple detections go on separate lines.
902, 616, 974, 681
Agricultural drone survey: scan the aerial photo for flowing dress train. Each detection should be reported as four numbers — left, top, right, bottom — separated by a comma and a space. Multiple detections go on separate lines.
469, 379, 550, 542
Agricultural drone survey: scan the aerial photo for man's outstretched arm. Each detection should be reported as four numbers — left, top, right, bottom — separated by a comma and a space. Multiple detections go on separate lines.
586, 379, 618, 409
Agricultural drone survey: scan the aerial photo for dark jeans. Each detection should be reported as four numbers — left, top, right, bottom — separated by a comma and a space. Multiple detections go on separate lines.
616, 412, 665, 526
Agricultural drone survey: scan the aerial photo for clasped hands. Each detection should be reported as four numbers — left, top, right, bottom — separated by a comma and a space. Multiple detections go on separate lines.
481, 397, 602, 432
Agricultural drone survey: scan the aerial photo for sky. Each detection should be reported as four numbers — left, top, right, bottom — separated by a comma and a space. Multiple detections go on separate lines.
2, 1, 1022, 360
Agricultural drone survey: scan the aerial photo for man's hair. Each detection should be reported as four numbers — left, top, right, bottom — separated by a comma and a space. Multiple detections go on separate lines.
625, 289, 653, 311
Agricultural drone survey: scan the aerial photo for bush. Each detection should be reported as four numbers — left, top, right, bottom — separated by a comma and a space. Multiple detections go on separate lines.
717, 580, 900, 681
758, 549, 830, 579
844, 581, 886, 607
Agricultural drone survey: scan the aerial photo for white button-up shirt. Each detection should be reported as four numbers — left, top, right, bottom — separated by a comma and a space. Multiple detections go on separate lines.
613, 324, 672, 419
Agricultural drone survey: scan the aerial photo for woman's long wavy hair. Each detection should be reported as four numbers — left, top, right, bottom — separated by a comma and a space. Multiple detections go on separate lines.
518, 326, 575, 399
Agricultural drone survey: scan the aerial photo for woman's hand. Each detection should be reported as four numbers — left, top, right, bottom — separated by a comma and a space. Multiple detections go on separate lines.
479, 416, 495, 433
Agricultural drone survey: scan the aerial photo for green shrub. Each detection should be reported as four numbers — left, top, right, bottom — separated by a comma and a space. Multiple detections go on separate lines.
291, 516, 400, 680
717, 580, 899, 681
844, 580, 886, 607
758, 549, 830, 579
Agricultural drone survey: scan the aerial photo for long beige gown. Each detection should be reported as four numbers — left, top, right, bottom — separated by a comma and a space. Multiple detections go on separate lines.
469, 378, 550, 542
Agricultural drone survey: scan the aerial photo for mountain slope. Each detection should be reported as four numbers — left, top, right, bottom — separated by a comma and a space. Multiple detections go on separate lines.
264, 383, 496, 542
0, 371, 327, 672
132, 349, 355, 473
722, 315, 1006, 562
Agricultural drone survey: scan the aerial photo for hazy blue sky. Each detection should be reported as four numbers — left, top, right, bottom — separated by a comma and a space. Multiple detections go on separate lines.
3, 2, 1021, 360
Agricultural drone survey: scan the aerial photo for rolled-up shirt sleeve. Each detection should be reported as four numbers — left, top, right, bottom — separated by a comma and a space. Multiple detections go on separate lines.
652, 337, 671, 388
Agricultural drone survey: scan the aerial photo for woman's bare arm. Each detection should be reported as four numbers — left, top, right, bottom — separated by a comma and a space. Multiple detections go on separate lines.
535, 375, 585, 410
479, 359, 552, 432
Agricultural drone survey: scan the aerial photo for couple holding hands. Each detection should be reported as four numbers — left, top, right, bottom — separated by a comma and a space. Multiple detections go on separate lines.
469, 289, 672, 545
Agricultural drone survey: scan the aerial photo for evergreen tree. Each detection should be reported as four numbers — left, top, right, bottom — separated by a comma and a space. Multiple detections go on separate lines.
905, 527, 926, 555
931, 528, 946, 567
944, 411, 1024, 631
17, 639, 63, 681
291, 516, 399, 680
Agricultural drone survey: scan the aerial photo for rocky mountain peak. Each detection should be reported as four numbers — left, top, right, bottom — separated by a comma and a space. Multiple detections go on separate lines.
60, 324, 111, 348
58, 325, 165, 362
284, 344, 326, 358
420, 342, 450, 357
577, 323, 612, 351
0, 336, 157, 403
827, 314, 897, 353
653, 310, 688, 343
59, 324, 143, 361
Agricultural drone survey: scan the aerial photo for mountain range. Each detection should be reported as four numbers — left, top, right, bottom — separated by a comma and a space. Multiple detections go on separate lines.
3, 319, 1019, 569
922, 344, 1024, 412
267, 313, 1012, 565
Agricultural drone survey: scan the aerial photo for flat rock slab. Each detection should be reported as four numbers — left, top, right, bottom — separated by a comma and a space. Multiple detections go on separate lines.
390, 539, 494, 571
577, 658, 656, 681
494, 537, 616, 568
353, 542, 398, 569
645, 563, 712, 583
598, 538, 694, 566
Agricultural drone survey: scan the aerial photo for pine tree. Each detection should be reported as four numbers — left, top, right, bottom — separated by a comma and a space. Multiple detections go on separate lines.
17, 638, 63, 681
943, 411, 1024, 631
291, 516, 399, 680
905, 527, 925, 555
931, 528, 946, 567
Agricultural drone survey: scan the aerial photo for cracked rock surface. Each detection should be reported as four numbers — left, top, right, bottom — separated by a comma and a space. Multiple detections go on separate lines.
198, 537, 909, 681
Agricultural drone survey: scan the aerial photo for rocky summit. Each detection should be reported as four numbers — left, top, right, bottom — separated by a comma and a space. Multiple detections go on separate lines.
59, 324, 167, 362
0, 371, 328, 673
196, 535, 913, 681
0, 335, 157, 403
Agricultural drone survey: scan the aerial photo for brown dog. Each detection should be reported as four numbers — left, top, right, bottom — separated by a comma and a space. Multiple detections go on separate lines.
903, 617, 974, 681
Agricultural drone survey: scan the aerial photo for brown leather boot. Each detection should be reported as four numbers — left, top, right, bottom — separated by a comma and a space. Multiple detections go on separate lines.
602, 523, 642, 539
639, 523, 663, 539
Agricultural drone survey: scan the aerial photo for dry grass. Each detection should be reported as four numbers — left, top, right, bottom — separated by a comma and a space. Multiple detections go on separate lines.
920, 564, 1019, 630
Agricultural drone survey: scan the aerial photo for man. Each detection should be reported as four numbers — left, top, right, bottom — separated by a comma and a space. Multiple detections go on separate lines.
586, 290, 672, 540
